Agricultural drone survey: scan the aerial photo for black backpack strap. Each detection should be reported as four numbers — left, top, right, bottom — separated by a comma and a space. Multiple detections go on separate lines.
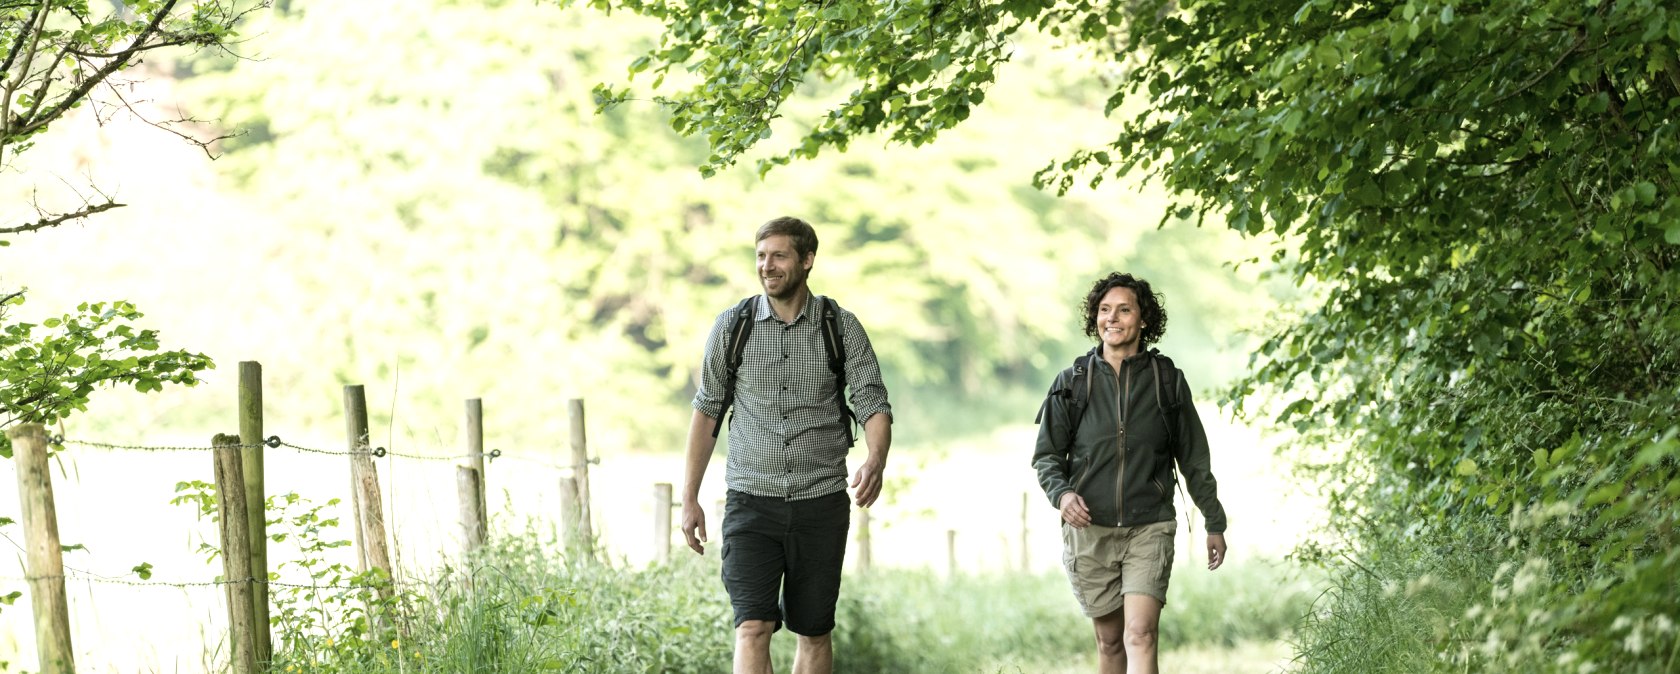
712, 296, 759, 439
1149, 348, 1197, 540
1148, 349, 1183, 448
1036, 354, 1093, 429
818, 296, 858, 446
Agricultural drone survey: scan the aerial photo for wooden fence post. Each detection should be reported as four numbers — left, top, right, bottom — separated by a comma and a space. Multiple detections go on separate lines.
458, 467, 486, 553
856, 508, 872, 573
1020, 491, 1030, 573
342, 386, 395, 597
558, 476, 586, 559
947, 529, 958, 578
465, 398, 488, 538
6, 424, 74, 674
653, 483, 672, 565
213, 433, 258, 674
566, 399, 594, 543
238, 361, 272, 669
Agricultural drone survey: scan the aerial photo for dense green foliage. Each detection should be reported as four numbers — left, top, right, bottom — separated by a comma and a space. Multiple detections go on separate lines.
589, 0, 1680, 671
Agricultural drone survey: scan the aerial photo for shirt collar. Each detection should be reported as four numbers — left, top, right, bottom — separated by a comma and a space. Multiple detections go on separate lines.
754, 291, 820, 324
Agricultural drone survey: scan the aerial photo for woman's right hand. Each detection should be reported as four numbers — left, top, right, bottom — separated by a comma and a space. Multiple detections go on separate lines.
1059, 492, 1091, 529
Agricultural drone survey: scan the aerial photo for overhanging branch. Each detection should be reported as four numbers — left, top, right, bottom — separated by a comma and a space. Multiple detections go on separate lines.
0, 200, 126, 235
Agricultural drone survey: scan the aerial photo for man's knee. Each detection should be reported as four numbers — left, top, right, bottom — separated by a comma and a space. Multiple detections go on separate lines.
1122, 617, 1158, 652
796, 631, 832, 649
737, 619, 776, 642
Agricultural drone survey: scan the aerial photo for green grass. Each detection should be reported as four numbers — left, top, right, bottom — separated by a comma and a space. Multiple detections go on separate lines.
265, 528, 1314, 673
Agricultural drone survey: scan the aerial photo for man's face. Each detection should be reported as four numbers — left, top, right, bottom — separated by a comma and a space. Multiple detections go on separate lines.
1096, 286, 1145, 353
756, 234, 811, 300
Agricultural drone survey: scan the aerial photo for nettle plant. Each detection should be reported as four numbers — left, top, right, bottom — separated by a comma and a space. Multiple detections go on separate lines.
171, 485, 411, 670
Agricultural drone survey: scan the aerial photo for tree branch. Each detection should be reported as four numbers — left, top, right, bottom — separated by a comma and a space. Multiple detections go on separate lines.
0, 201, 127, 235
20, 41, 73, 124
101, 81, 244, 160
1, 0, 54, 158
1, 2, 42, 76
11, 0, 182, 140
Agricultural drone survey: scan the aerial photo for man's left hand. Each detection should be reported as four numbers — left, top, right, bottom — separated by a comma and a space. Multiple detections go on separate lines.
850, 457, 885, 507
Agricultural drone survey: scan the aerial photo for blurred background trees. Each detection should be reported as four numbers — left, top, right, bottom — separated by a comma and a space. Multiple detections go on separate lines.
4, 0, 1273, 453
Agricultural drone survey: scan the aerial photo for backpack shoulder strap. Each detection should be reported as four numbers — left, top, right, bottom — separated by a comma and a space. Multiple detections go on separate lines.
1148, 349, 1183, 446
818, 296, 858, 446
1035, 353, 1095, 426
711, 296, 759, 439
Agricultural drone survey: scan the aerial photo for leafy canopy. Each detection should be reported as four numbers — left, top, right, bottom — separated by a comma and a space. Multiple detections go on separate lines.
584, 0, 1680, 670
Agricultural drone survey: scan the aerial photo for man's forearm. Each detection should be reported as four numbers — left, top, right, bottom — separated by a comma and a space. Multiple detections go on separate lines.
862, 413, 892, 463
684, 408, 720, 503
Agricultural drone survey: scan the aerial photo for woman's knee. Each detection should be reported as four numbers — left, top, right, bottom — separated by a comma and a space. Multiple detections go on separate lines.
1122, 618, 1158, 651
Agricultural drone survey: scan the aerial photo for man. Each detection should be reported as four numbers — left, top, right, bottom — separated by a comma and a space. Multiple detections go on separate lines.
681, 216, 893, 674
1032, 272, 1228, 674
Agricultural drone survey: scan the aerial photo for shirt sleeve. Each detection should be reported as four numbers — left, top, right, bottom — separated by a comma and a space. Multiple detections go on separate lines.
838, 308, 892, 425
690, 307, 736, 419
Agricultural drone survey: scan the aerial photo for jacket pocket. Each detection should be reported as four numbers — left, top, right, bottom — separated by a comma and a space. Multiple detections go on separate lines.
1152, 476, 1169, 499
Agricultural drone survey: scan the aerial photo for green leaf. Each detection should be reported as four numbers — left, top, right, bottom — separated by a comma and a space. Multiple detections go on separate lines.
1454, 458, 1478, 476
132, 562, 153, 580
1584, 483, 1623, 506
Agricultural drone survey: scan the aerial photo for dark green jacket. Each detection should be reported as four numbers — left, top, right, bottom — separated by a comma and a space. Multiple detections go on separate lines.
1032, 347, 1227, 532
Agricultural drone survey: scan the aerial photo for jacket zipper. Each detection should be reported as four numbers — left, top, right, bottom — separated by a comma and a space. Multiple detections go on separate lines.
1116, 361, 1131, 526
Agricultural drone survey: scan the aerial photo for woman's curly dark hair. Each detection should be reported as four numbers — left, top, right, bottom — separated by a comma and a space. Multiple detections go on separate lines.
1082, 272, 1167, 346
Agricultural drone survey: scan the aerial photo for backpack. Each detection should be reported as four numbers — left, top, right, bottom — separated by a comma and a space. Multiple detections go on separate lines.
711, 295, 857, 445
1035, 348, 1183, 448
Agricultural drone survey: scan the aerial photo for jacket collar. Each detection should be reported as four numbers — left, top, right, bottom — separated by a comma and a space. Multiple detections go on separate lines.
1085, 344, 1157, 372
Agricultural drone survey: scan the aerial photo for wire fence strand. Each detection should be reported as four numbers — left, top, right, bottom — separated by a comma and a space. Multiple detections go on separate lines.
59, 435, 511, 464
0, 531, 413, 592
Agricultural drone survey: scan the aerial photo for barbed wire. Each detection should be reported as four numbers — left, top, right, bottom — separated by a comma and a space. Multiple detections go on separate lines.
57, 434, 507, 463
0, 531, 416, 591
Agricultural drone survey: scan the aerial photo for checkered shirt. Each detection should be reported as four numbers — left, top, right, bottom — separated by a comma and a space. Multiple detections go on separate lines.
693, 293, 893, 500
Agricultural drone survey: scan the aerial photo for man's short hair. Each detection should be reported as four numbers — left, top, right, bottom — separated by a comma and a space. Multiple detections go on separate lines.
756, 216, 819, 259
1082, 272, 1168, 346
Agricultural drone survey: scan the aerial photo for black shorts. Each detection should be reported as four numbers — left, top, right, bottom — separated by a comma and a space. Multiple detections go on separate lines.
720, 489, 851, 636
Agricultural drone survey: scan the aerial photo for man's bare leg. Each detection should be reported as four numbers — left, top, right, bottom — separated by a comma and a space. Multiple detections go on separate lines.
792, 632, 832, 674
1093, 608, 1127, 674
1121, 593, 1163, 674
735, 620, 775, 674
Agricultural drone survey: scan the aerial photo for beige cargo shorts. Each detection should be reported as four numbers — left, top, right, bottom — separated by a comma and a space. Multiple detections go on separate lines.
1061, 519, 1175, 617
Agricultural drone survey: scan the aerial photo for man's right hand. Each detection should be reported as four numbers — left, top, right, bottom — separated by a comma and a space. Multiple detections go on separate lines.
1059, 492, 1092, 528
681, 500, 708, 554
